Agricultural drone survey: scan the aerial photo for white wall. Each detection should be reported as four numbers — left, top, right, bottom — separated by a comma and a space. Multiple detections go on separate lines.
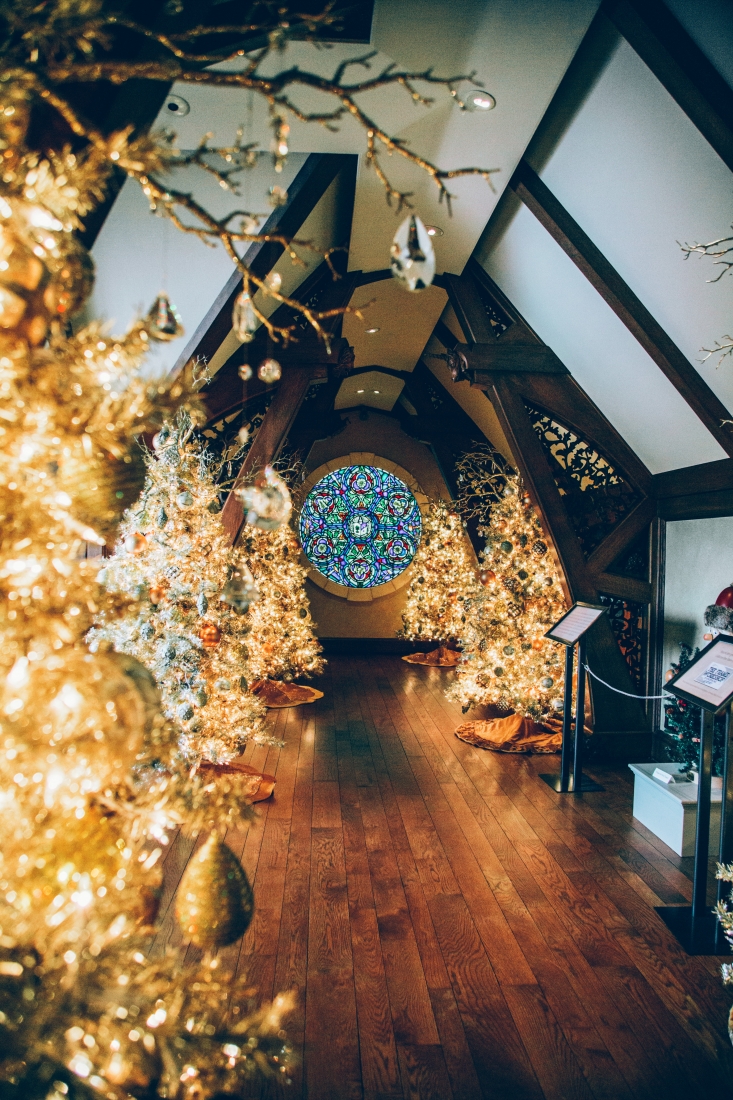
84, 154, 307, 377
663, 517, 733, 684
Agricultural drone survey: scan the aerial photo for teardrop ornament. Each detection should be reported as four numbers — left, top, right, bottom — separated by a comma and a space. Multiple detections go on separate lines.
145, 292, 184, 341
232, 288, 257, 343
390, 215, 436, 292
175, 834, 254, 948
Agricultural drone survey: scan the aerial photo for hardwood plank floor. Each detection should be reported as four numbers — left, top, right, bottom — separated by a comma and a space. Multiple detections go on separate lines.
157, 656, 733, 1099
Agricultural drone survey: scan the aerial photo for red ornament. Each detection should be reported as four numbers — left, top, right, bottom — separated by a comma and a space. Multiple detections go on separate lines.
716, 584, 733, 608
198, 621, 221, 648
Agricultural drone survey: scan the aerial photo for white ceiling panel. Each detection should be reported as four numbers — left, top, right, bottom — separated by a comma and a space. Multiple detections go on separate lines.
535, 34, 733, 417
478, 202, 727, 474
335, 370, 404, 412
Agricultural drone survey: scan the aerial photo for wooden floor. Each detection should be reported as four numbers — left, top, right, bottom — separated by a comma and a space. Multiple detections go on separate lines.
152, 656, 733, 1100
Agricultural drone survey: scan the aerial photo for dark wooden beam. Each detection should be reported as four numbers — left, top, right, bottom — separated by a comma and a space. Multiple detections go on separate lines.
657, 489, 733, 521
221, 367, 315, 545
170, 153, 357, 377
586, 498, 656, 575
593, 572, 652, 604
653, 457, 733, 498
510, 160, 733, 457
441, 272, 496, 344
603, 0, 733, 174
463, 345, 567, 376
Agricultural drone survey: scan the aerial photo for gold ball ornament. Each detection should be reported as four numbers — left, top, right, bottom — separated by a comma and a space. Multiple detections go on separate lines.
125, 531, 148, 555
175, 834, 254, 948
58, 442, 147, 542
0, 198, 94, 347
198, 621, 222, 648
1, 649, 161, 792
479, 569, 495, 586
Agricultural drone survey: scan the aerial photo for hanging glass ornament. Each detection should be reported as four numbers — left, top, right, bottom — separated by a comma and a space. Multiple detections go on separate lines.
238, 362, 253, 381
268, 185, 288, 207
258, 357, 281, 383
266, 270, 282, 291
232, 287, 258, 343
390, 214, 436, 292
174, 834, 254, 948
176, 490, 194, 509
237, 425, 250, 445
220, 566, 259, 613
124, 532, 148, 555
145, 292, 184, 342
236, 465, 292, 532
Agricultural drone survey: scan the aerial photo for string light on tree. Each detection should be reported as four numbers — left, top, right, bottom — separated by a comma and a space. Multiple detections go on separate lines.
400, 500, 479, 663
449, 475, 567, 718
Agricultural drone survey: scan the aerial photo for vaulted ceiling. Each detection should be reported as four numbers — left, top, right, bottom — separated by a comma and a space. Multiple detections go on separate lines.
87, 0, 733, 480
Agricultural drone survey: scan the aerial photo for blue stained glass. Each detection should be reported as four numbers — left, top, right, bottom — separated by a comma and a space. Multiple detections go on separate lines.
299, 464, 422, 588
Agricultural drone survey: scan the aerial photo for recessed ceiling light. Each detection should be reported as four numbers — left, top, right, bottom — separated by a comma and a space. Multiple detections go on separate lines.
365, 326, 380, 334
424, 225, 443, 237
356, 388, 365, 393
461, 88, 496, 112
373, 389, 380, 394
165, 95, 190, 116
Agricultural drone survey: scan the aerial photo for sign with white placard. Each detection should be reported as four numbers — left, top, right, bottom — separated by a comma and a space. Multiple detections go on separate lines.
666, 635, 733, 713
544, 602, 607, 647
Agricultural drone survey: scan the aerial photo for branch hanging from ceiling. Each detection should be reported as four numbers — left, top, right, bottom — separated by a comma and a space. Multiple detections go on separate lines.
0, 1, 499, 343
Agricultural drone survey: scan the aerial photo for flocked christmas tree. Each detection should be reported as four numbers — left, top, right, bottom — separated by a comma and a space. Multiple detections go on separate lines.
449, 475, 567, 719
240, 520, 324, 685
399, 500, 479, 664
89, 412, 281, 765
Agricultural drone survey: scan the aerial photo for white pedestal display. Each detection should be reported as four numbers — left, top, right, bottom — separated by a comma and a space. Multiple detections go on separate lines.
628, 762, 722, 857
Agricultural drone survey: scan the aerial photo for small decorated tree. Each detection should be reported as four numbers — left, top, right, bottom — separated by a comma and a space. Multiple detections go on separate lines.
399, 500, 479, 664
90, 413, 274, 764
240, 517, 324, 692
449, 475, 567, 718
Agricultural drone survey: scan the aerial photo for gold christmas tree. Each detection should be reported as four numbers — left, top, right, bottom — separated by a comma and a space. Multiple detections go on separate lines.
400, 500, 479, 646
89, 413, 277, 765
449, 476, 567, 718
241, 519, 324, 684
0, 106, 293, 1100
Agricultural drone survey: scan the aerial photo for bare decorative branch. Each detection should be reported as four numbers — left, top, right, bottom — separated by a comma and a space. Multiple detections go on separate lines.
0, 0, 499, 344
680, 228, 733, 282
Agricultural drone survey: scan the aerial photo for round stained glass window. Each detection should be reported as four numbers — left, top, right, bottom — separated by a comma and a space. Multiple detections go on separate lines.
299, 464, 422, 589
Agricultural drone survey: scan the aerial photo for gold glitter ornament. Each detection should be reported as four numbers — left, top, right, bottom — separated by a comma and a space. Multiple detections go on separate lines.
1, 649, 160, 793
57, 441, 147, 541
175, 834, 254, 948
0, 197, 94, 346
124, 531, 148, 554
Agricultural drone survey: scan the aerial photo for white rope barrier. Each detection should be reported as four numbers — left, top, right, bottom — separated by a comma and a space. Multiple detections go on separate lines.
583, 663, 671, 701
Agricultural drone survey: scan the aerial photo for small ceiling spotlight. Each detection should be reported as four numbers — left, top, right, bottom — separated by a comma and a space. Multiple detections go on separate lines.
461, 88, 496, 112
165, 95, 190, 116
365, 326, 380, 334
373, 389, 380, 394
424, 225, 443, 237
356, 388, 365, 394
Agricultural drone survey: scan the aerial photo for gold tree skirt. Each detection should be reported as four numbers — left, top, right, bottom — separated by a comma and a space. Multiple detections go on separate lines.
251, 679, 325, 708
198, 759, 276, 802
455, 714, 563, 754
402, 646, 461, 667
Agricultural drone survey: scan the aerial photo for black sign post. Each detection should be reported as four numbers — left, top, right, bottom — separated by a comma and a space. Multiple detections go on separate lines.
540, 603, 607, 795
656, 635, 733, 955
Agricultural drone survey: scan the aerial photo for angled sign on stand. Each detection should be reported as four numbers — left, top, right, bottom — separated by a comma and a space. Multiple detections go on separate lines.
540, 602, 607, 795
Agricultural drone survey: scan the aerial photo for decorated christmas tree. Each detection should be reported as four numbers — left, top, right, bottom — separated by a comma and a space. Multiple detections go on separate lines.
449, 475, 567, 718
399, 500, 479, 665
240, 519, 324, 686
0, 173, 292, 1098
89, 412, 278, 765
